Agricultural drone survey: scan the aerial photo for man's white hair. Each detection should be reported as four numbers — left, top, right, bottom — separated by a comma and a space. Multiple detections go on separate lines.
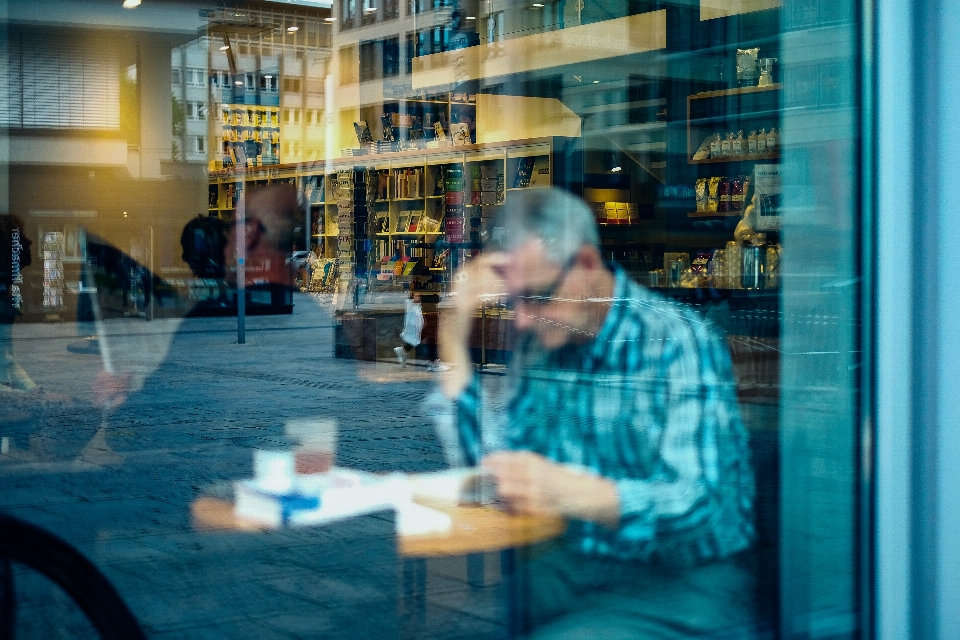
492, 187, 599, 265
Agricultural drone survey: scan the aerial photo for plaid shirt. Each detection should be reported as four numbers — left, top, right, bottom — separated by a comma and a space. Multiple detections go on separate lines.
428, 269, 754, 566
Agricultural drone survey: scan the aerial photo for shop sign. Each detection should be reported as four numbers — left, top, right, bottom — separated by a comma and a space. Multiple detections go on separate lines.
10, 227, 22, 310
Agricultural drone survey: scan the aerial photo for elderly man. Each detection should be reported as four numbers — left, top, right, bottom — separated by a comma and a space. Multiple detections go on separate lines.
432, 187, 757, 639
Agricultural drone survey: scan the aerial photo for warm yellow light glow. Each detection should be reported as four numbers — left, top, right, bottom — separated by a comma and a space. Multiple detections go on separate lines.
122, 0, 141, 8
287, 25, 299, 32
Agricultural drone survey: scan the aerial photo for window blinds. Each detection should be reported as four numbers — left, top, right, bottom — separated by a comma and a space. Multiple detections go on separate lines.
0, 31, 120, 130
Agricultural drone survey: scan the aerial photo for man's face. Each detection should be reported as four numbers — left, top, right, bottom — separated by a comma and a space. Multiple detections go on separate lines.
496, 240, 594, 350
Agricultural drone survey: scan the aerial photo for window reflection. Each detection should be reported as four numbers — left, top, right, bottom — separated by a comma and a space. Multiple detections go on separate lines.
0, 0, 864, 637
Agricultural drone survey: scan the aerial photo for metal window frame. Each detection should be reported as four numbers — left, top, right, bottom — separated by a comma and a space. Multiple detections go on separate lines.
873, 0, 960, 636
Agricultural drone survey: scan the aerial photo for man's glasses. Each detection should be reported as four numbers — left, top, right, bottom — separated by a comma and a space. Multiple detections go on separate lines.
504, 255, 576, 310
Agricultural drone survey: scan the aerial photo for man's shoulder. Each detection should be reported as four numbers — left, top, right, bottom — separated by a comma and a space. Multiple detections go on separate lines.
614, 275, 708, 337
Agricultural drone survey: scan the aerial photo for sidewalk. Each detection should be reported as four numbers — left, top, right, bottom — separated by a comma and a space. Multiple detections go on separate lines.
0, 293, 507, 639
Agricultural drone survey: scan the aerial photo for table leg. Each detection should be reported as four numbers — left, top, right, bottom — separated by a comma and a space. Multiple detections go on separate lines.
501, 548, 529, 639
402, 558, 427, 622
467, 552, 485, 588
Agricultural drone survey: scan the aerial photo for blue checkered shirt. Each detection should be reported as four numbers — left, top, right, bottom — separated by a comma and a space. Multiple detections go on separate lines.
428, 269, 754, 566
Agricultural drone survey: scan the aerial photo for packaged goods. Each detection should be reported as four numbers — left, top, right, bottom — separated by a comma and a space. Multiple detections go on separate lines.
696, 178, 708, 212
732, 176, 745, 211
708, 177, 721, 212
719, 177, 731, 212
721, 133, 733, 157
710, 133, 722, 158
737, 47, 760, 85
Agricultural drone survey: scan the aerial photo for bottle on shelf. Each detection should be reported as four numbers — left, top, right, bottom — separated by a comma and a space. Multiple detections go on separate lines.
747, 131, 758, 155
710, 133, 722, 158
733, 131, 744, 157
757, 128, 767, 154
721, 133, 733, 157
766, 128, 778, 153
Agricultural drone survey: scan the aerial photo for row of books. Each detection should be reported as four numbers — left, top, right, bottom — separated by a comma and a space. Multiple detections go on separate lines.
591, 201, 641, 225
512, 156, 551, 188
221, 108, 279, 128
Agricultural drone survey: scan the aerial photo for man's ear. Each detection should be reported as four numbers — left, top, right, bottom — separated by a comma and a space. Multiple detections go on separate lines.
578, 245, 604, 271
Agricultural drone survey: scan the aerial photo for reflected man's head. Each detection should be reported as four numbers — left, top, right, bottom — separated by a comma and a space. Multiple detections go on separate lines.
492, 187, 612, 349
229, 183, 297, 286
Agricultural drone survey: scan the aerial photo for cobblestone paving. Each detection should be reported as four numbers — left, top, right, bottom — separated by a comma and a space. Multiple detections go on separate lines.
1, 293, 505, 639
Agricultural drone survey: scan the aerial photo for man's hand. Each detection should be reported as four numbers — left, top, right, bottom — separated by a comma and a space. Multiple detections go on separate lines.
483, 451, 621, 528
437, 253, 509, 398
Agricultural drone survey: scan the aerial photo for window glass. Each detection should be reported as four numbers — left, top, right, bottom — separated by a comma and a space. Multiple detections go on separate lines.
0, 1, 865, 638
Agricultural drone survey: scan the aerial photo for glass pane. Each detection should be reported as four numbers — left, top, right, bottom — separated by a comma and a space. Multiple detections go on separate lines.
0, 0, 863, 637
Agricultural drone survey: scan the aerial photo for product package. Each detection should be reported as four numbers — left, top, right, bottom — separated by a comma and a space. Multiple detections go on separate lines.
696, 178, 708, 212
707, 176, 721, 212
737, 48, 760, 85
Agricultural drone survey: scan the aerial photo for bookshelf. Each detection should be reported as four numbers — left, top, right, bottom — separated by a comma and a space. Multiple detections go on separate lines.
208, 135, 581, 291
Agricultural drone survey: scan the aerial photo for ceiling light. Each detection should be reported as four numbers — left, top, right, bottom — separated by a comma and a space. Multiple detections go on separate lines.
609, 166, 622, 173
465, 15, 475, 19
122, 0, 141, 8
324, 16, 336, 21
220, 45, 230, 51
532, 3, 544, 7
593, 80, 600, 83
264, 74, 273, 79
235, 80, 243, 86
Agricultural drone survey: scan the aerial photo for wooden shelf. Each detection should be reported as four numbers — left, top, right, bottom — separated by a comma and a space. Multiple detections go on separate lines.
689, 84, 782, 100
687, 210, 744, 218
690, 152, 780, 165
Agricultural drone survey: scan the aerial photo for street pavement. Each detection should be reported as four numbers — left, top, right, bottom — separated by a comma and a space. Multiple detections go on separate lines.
0, 293, 508, 639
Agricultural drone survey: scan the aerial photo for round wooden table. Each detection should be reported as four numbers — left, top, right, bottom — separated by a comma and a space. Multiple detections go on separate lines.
192, 496, 563, 637
190, 496, 566, 557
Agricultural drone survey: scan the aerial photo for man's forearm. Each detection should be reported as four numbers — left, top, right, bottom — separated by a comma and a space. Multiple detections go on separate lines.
563, 469, 621, 529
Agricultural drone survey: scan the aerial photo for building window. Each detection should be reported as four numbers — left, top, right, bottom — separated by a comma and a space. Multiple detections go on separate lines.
283, 109, 291, 125
340, 0, 355, 29
359, 41, 378, 82
383, 0, 399, 20
187, 67, 204, 86
194, 136, 205, 153
171, 68, 182, 85
245, 73, 256, 90
185, 101, 195, 120
260, 75, 278, 92
382, 37, 400, 77
339, 44, 358, 84
405, 33, 415, 74
361, 0, 377, 25
283, 77, 301, 93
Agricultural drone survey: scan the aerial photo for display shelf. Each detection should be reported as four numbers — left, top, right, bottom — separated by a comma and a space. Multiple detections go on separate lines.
690, 152, 780, 165
686, 84, 782, 160
689, 84, 782, 100
687, 210, 744, 218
